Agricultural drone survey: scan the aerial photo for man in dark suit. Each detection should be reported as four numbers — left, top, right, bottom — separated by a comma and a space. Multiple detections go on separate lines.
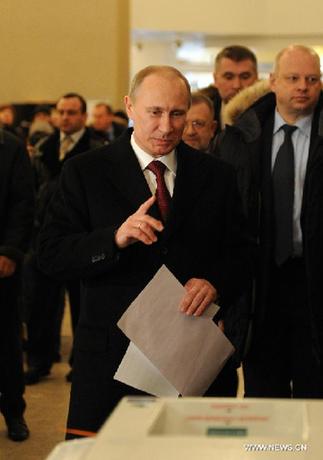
0, 129, 34, 441
38, 66, 250, 438
89, 102, 126, 144
24, 93, 104, 384
217, 45, 323, 398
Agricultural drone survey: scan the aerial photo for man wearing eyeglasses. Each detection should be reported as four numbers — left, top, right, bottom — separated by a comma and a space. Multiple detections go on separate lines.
183, 92, 245, 398
182, 93, 217, 153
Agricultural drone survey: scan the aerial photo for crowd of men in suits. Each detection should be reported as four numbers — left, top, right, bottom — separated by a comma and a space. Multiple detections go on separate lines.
1, 43, 323, 443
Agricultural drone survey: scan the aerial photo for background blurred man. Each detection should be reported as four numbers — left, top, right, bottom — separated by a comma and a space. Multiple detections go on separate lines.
200, 45, 258, 132
90, 102, 126, 144
24, 93, 104, 385
0, 129, 34, 441
182, 93, 217, 153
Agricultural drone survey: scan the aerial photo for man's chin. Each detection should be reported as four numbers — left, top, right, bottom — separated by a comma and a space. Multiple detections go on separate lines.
184, 140, 200, 150
150, 141, 176, 156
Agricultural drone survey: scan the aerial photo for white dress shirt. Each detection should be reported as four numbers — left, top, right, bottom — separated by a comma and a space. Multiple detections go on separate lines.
60, 128, 86, 155
130, 133, 177, 196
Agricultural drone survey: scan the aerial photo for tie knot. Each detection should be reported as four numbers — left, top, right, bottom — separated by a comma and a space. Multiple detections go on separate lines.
146, 160, 167, 176
281, 124, 297, 137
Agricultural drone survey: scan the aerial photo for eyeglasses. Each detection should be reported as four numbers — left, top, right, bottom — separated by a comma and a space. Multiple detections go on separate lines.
185, 120, 207, 129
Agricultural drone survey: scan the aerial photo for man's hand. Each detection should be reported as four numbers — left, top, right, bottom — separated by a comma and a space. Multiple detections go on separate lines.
0, 256, 17, 278
180, 278, 217, 317
115, 195, 164, 249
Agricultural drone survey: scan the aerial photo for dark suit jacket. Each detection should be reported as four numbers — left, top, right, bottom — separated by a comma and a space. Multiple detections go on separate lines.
38, 129, 250, 433
37, 127, 103, 181
0, 129, 34, 408
217, 92, 323, 352
89, 122, 126, 144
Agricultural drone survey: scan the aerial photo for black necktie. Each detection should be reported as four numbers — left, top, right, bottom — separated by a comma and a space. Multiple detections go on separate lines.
272, 124, 297, 265
146, 161, 171, 222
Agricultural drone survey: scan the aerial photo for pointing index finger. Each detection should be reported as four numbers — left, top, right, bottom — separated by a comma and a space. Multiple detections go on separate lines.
137, 195, 156, 215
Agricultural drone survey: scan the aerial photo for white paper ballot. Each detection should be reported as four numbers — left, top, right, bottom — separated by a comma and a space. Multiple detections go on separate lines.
114, 265, 234, 396
114, 342, 179, 397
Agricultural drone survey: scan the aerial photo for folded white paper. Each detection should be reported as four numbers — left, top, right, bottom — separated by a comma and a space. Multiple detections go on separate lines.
114, 265, 234, 396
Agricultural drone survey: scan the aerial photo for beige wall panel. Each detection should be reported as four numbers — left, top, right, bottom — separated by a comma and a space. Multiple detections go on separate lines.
132, 0, 323, 36
1, 0, 129, 108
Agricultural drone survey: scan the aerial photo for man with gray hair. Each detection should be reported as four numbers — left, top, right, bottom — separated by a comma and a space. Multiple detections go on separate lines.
217, 45, 323, 398
38, 65, 250, 437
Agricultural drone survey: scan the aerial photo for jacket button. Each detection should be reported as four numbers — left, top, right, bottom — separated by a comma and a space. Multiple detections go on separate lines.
161, 246, 168, 255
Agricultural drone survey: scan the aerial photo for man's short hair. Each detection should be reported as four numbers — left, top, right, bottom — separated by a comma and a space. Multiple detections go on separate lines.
129, 65, 191, 104
215, 45, 257, 71
59, 92, 87, 113
94, 103, 113, 115
191, 93, 215, 118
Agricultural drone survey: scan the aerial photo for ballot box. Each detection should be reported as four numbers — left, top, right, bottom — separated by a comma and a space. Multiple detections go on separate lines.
47, 397, 323, 459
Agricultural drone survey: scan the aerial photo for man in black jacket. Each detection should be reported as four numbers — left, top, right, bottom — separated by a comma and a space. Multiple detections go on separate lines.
217, 45, 323, 398
200, 45, 258, 134
89, 102, 126, 144
38, 66, 250, 438
0, 129, 34, 441
24, 93, 104, 384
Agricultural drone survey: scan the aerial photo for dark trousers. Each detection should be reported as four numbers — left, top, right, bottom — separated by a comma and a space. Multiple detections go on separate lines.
24, 254, 64, 371
244, 258, 320, 398
24, 253, 81, 371
0, 277, 26, 418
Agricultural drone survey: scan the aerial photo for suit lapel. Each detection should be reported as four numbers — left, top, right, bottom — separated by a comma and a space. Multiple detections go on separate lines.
102, 132, 160, 218
163, 143, 209, 240
102, 135, 210, 229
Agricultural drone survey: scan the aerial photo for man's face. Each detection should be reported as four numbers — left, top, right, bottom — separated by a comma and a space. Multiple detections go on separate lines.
0, 108, 14, 125
92, 105, 113, 131
213, 58, 258, 103
124, 73, 190, 157
56, 97, 87, 135
270, 49, 322, 121
182, 102, 217, 151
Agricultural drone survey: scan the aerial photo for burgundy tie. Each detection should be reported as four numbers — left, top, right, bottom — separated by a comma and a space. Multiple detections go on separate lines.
147, 160, 171, 222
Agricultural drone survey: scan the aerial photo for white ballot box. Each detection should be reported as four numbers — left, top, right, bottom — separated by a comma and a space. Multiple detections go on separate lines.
47, 397, 322, 460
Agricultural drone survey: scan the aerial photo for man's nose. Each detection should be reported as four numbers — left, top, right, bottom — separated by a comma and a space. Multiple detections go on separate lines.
184, 122, 196, 135
297, 77, 309, 90
232, 76, 243, 90
159, 114, 172, 133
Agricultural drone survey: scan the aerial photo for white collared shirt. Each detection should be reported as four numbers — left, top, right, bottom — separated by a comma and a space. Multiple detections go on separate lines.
130, 133, 177, 196
272, 110, 312, 255
60, 128, 86, 154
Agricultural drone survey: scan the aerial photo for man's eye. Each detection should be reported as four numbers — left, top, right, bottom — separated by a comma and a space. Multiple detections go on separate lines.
287, 76, 298, 82
307, 76, 320, 84
171, 111, 185, 118
240, 73, 252, 80
191, 120, 206, 128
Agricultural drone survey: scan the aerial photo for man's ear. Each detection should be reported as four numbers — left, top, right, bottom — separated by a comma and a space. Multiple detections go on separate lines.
124, 95, 133, 118
269, 73, 276, 92
213, 71, 217, 88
